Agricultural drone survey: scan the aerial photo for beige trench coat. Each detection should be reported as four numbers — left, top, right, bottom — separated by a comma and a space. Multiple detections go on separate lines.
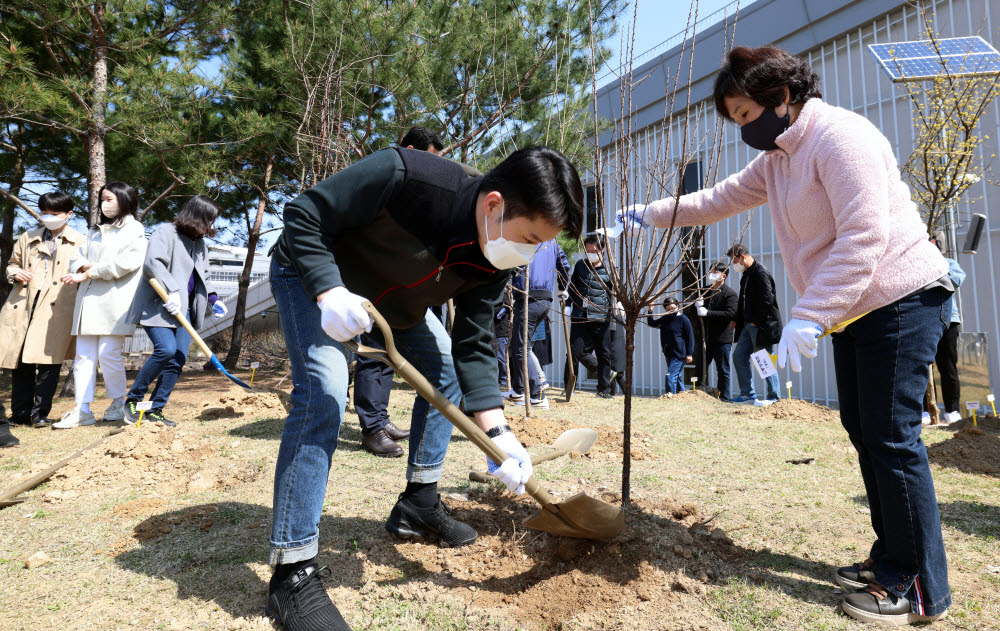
69, 216, 147, 336
0, 226, 83, 368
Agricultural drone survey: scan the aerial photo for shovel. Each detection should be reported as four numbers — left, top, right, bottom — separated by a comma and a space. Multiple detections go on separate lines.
468, 427, 598, 483
345, 302, 624, 541
559, 296, 576, 401
149, 278, 252, 390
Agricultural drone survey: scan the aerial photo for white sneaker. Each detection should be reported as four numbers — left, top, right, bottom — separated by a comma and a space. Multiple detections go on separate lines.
504, 391, 524, 402
946, 411, 962, 424
921, 412, 931, 425
53, 407, 97, 429
102, 399, 125, 422
513, 396, 549, 409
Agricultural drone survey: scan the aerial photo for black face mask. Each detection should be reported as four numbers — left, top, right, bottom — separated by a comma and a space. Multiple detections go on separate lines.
740, 106, 790, 151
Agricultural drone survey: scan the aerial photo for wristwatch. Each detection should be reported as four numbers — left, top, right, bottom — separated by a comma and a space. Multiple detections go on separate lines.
485, 424, 511, 439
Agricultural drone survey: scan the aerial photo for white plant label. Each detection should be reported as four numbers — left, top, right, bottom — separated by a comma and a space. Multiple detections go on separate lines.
136, 401, 153, 411
785, 381, 793, 389
988, 394, 996, 403
965, 401, 981, 411
250, 362, 260, 369
690, 377, 698, 383
750, 349, 777, 379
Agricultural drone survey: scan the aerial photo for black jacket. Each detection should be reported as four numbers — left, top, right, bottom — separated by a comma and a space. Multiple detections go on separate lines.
568, 259, 612, 322
701, 283, 738, 345
735, 260, 782, 347
271, 147, 508, 412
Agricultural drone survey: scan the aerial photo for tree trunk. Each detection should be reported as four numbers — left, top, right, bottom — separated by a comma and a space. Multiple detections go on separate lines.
925, 367, 940, 424
87, 2, 109, 225
0, 126, 25, 306
622, 319, 635, 508
521, 264, 531, 416
224, 157, 274, 370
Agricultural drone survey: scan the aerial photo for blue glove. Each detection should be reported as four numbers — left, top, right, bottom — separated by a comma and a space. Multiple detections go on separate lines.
212, 300, 228, 320
615, 204, 649, 231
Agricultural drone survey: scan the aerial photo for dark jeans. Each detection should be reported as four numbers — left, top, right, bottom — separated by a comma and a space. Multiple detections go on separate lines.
510, 299, 548, 399
733, 325, 780, 400
496, 336, 508, 388
699, 341, 732, 400
127, 309, 193, 410
831, 287, 951, 616
935, 322, 961, 413
11, 361, 61, 421
353, 351, 393, 434
570, 320, 612, 394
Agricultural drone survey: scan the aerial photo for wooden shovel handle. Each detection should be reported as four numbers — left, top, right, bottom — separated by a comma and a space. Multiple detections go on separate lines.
149, 278, 213, 358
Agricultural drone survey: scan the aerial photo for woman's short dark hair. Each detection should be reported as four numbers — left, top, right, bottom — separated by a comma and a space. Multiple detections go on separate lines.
399, 126, 444, 152
480, 146, 584, 239
710, 258, 730, 274
38, 191, 73, 214
97, 181, 139, 226
584, 233, 606, 250
174, 194, 219, 239
713, 45, 822, 121
663, 296, 679, 308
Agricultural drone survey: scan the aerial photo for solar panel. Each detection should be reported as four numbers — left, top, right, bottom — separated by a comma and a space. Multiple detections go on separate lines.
867, 35, 1000, 82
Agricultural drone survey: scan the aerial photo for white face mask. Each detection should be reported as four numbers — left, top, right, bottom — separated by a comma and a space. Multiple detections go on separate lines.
707, 272, 722, 284
101, 197, 121, 220
40, 214, 67, 231
587, 252, 600, 264
483, 203, 537, 269
733, 261, 746, 274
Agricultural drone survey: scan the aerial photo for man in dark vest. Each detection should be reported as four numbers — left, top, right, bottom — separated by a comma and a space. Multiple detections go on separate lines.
266, 145, 583, 630
692, 259, 738, 401
728, 244, 782, 403
567, 233, 615, 398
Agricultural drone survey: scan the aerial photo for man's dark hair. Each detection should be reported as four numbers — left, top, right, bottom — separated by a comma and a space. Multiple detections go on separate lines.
174, 194, 219, 239
726, 243, 749, 258
709, 258, 730, 274
481, 146, 584, 239
663, 296, 679, 307
584, 232, 605, 250
713, 45, 822, 121
38, 191, 73, 214
97, 181, 139, 226
399, 126, 444, 152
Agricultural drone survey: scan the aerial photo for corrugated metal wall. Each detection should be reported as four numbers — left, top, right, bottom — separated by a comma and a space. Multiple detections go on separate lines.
547, 0, 1000, 405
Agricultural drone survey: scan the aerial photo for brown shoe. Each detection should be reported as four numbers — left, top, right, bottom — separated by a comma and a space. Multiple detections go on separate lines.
361, 429, 403, 458
384, 422, 410, 441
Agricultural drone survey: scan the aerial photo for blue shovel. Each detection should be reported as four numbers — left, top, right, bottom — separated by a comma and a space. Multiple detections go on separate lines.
149, 278, 253, 390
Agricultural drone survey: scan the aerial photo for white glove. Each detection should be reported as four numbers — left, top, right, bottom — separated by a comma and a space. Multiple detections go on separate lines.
615, 204, 649, 231
557, 289, 569, 300
564, 305, 572, 318
318, 286, 373, 342
487, 431, 532, 494
696, 307, 708, 317
212, 300, 228, 319
694, 299, 704, 308
163, 291, 181, 315
777, 318, 824, 372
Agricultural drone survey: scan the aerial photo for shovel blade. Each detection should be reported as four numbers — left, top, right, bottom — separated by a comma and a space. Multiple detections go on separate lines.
211, 355, 253, 390
551, 428, 598, 455
523, 492, 624, 541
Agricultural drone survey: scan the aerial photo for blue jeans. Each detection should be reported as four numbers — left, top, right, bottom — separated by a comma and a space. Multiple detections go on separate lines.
510, 299, 547, 398
709, 342, 732, 400
831, 288, 951, 616
269, 261, 461, 564
496, 336, 508, 388
665, 357, 686, 394
733, 325, 779, 399
127, 309, 193, 410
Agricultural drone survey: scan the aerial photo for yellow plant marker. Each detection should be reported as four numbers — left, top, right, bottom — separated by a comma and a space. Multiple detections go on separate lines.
966, 401, 980, 428
988, 394, 997, 417
136, 401, 152, 428
786, 381, 793, 401
690, 376, 698, 392
250, 362, 260, 386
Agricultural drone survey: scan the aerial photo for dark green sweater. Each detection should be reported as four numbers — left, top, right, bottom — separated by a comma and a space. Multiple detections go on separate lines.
272, 147, 509, 412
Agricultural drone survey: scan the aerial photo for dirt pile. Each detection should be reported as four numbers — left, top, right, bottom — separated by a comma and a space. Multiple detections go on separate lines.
367, 488, 742, 628
508, 414, 654, 461
664, 389, 718, 402
734, 398, 840, 423
927, 419, 1000, 476
198, 386, 289, 420
49, 424, 261, 496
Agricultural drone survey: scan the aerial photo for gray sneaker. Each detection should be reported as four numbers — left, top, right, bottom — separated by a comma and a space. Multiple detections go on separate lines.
102, 399, 125, 422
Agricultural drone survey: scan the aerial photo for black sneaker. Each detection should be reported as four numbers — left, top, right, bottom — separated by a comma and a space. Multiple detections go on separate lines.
385, 494, 477, 547
148, 409, 177, 427
266, 563, 352, 631
842, 582, 947, 625
123, 399, 142, 424
596, 391, 614, 399
30, 415, 51, 428
0, 423, 18, 448
835, 557, 877, 590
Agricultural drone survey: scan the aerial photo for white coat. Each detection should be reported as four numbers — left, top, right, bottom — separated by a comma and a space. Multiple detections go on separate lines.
69, 215, 148, 336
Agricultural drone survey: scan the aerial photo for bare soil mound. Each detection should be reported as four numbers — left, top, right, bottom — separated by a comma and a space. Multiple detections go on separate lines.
927, 418, 1000, 477
198, 386, 289, 420
734, 398, 840, 423
664, 389, 719, 402
508, 414, 654, 461
373, 488, 742, 628
49, 424, 261, 496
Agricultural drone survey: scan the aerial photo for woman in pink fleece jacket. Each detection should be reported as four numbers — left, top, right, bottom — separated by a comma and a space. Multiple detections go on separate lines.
620, 46, 952, 625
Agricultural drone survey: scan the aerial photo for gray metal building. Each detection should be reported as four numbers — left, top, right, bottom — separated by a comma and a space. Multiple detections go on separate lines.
548, 0, 1000, 405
